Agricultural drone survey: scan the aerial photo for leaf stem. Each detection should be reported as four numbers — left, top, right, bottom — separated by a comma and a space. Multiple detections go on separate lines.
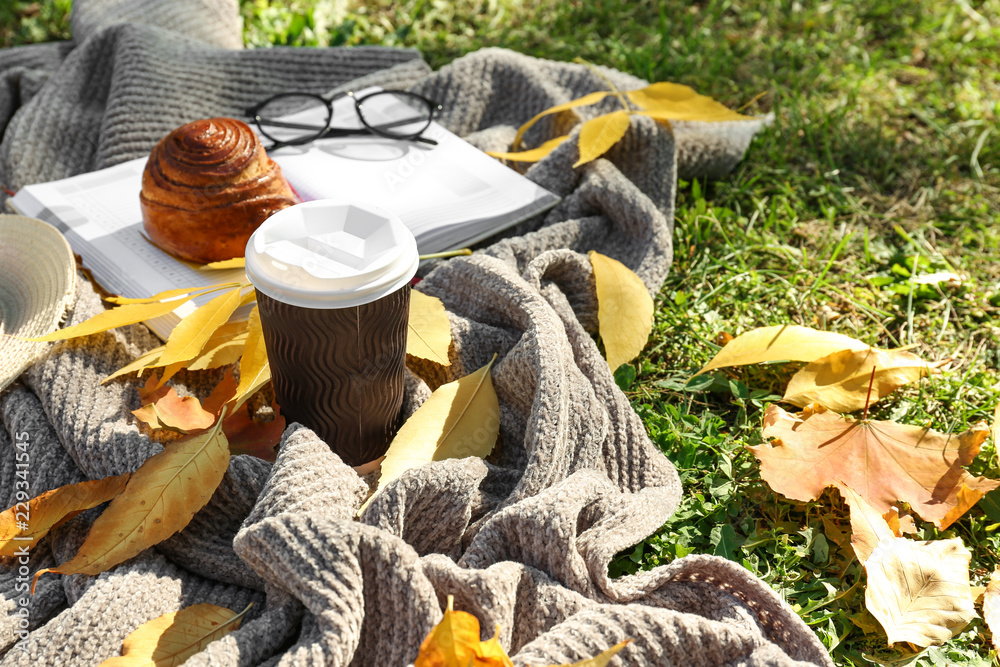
419, 249, 472, 260
862, 366, 877, 421
575, 57, 632, 112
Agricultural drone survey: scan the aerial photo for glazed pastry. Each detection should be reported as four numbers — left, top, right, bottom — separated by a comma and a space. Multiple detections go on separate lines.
140, 118, 297, 264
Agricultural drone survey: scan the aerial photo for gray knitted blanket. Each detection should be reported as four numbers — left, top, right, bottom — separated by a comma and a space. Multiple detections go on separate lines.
0, 1, 833, 665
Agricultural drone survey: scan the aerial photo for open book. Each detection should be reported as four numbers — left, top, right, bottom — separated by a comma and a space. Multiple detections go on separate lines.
8, 88, 559, 340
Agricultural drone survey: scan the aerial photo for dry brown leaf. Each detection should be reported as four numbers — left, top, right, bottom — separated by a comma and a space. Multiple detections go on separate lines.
573, 110, 631, 167
415, 596, 513, 667
865, 537, 975, 647
590, 251, 653, 371
100, 602, 251, 666
224, 403, 285, 462
0, 475, 130, 556
34, 414, 230, 586
983, 567, 1000, 651
841, 485, 896, 565
694, 325, 868, 377
882, 506, 917, 536
407, 291, 452, 366
754, 404, 998, 527
134, 387, 215, 433
783, 347, 933, 412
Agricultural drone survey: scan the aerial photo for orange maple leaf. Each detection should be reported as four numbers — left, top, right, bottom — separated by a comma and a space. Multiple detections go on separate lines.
754, 405, 998, 528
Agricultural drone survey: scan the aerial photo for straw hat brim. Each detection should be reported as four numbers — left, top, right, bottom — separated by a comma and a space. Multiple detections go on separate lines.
0, 215, 77, 392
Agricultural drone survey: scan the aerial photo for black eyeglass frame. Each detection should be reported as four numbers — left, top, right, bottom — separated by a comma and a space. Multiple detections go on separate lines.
246, 90, 443, 151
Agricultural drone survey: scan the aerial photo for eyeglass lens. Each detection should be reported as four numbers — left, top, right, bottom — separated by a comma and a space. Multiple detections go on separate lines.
254, 93, 333, 146
356, 91, 433, 139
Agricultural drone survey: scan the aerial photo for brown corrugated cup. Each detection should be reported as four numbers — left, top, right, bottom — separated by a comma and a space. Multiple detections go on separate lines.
245, 200, 418, 466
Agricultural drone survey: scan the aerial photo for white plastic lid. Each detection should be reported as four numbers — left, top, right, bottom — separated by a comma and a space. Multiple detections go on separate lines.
245, 200, 418, 309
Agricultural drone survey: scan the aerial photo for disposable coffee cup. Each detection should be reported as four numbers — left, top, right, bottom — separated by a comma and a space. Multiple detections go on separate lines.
245, 200, 418, 467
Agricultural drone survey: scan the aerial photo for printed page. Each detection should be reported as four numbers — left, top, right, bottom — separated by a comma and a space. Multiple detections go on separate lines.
269, 88, 558, 253
12, 158, 247, 339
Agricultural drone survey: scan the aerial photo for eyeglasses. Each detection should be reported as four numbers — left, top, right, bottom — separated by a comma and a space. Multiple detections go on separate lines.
247, 89, 443, 151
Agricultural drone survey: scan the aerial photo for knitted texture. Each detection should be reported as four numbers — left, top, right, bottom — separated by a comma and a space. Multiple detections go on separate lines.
0, 2, 829, 666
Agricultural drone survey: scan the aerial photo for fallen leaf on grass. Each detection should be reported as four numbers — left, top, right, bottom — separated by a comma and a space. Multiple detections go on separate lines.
34, 414, 230, 587
574, 110, 631, 167
100, 602, 251, 666
994, 401, 1000, 468
783, 347, 934, 413
408, 291, 452, 366
983, 568, 1000, 650
755, 405, 998, 527
625, 81, 752, 122
590, 251, 653, 371
841, 485, 896, 564
366, 356, 499, 510
694, 325, 868, 377
881, 506, 916, 537
865, 537, 975, 647
0, 475, 130, 556
415, 595, 513, 667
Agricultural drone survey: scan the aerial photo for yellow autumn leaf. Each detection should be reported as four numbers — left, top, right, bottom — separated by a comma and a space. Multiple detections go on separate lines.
103, 346, 167, 383
33, 412, 230, 586
983, 568, 1000, 651
589, 251, 653, 371
693, 324, 869, 377
573, 111, 631, 168
100, 602, 251, 666
366, 355, 499, 510
185, 322, 250, 372
783, 347, 933, 413
512, 90, 612, 152
0, 474, 130, 557
939, 483, 985, 531
487, 135, 570, 163
25, 296, 203, 343
199, 257, 246, 270
840, 485, 896, 565
227, 307, 270, 412
157, 286, 246, 368
993, 401, 1000, 468
415, 596, 513, 667
864, 536, 975, 647
407, 291, 452, 366
627, 82, 752, 122
104, 283, 241, 306
531, 640, 632, 667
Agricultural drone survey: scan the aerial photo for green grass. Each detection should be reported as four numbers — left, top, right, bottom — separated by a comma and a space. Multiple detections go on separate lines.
7, 1, 1000, 664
